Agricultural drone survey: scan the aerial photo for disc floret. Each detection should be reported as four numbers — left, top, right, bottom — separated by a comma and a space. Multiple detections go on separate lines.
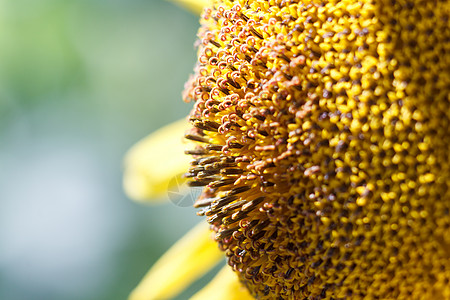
184, 1, 450, 299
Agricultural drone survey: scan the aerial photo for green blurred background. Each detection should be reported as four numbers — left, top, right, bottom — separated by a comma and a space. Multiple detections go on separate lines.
0, 1, 221, 299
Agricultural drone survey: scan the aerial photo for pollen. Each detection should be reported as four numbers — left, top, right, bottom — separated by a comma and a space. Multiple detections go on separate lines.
183, 0, 450, 299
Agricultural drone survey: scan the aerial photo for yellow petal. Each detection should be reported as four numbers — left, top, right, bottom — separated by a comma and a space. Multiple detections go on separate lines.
191, 265, 253, 300
123, 119, 192, 202
129, 222, 223, 300
168, 0, 212, 15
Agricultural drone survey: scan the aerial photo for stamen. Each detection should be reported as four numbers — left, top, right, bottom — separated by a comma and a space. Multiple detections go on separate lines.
184, 134, 210, 143
209, 178, 236, 188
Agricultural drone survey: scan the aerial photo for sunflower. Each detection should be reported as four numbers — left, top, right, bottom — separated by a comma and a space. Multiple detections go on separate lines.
124, 0, 450, 299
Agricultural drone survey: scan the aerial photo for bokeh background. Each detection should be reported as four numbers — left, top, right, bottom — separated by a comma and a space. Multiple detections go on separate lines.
0, 1, 222, 299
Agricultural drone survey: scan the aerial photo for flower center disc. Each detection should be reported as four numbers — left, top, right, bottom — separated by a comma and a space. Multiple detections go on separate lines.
183, 0, 450, 299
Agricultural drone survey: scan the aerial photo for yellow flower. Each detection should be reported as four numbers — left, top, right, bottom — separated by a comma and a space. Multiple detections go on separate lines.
125, 0, 450, 299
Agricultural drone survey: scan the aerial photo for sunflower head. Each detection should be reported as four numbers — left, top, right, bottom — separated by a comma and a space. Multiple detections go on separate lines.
182, 0, 450, 299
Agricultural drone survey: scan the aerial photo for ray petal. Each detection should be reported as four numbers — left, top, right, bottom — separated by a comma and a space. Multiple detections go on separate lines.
168, 0, 211, 15
123, 119, 192, 202
190, 265, 253, 300
129, 222, 223, 300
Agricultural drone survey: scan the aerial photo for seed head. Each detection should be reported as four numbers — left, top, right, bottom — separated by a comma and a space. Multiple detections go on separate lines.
183, 0, 450, 299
